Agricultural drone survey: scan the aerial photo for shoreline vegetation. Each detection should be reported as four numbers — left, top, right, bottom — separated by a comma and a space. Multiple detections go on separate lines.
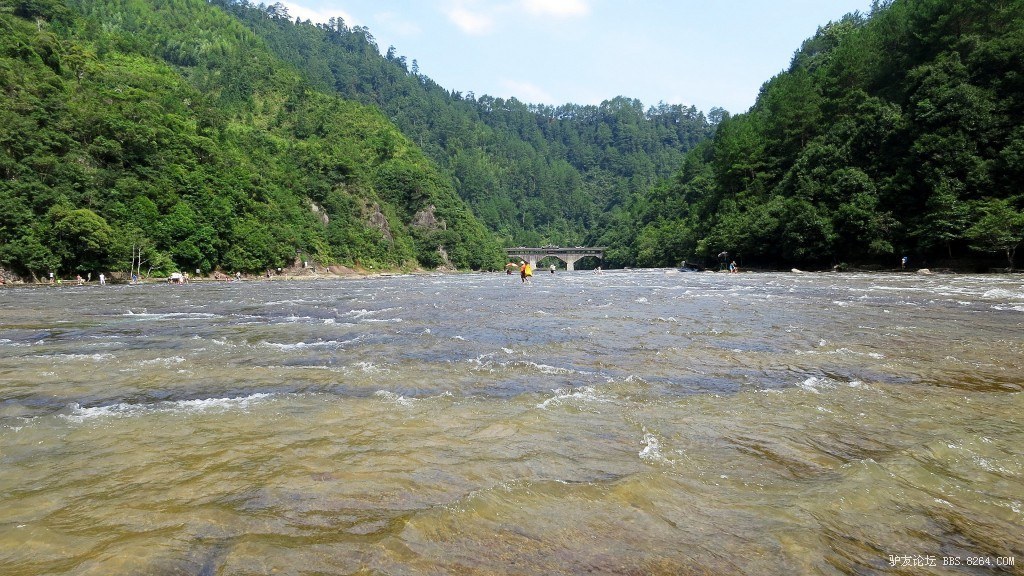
0, 263, 430, 287
2, 263, 1019, 288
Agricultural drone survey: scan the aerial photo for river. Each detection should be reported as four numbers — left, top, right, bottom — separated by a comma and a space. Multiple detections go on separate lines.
1, 270, 1021, 575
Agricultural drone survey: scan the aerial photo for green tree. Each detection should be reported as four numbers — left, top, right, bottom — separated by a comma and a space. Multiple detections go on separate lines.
965, 198, 1024, 270
48, 205, 115, 273
827, 168, 895, 259
2, 230, 60, 281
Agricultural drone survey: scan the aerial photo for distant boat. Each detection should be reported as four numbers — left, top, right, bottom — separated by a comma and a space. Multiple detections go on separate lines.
677, 261, 703, 272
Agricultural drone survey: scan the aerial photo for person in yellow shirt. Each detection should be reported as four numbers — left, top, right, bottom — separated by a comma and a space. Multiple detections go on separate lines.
519, 261, 533, 283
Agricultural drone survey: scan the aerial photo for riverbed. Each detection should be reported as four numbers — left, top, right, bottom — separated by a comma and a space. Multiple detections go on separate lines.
1, 270, 1021, 574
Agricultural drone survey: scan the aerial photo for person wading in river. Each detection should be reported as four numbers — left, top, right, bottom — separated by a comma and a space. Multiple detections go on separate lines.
519, 261, 533, 284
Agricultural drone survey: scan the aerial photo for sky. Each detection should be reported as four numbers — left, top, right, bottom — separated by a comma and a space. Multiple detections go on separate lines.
280, 0, 875, 115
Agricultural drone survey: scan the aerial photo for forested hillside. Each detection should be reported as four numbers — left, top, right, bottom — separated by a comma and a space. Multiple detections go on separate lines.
612, 0, 1024, 270
6, 0, 1019, 277
0, 0, 502, 280
212, 0, 721, 247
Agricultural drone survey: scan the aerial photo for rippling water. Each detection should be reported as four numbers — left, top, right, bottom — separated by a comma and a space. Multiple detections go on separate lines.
1, 270, 1022, 575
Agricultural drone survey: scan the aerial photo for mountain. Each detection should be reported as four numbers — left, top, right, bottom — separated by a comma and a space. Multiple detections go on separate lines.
9, 1, 1010, 276
615, 0, 1024, 270
1, 0, 503, 280
211, 0, 721, 248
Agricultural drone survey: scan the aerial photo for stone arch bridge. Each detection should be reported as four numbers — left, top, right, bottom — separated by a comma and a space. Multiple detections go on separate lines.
506, 246, 605, 271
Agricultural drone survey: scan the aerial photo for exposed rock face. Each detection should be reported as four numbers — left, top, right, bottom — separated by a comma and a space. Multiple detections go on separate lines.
309, 201, 329, 226
408, 204, 453, 269
0, 267, 21, 284
310, 198, 394, 243
436, 245, 454, 270
366, 203, 393, 242
410, 204, 446, 231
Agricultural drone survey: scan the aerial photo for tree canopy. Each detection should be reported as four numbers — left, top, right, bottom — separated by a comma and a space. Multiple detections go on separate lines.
605, 0, 1024, 271
1, 0, 502, 279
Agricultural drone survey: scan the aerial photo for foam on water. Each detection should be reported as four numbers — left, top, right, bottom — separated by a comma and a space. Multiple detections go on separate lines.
349, 361, 389, 374
123, 311, 218, 320
638, 430, 673, 465
374, 390, 415, 407
264, 299, 318, 306
341, 307, 403, 320
469, 356, 592, 378
56, 392, 274, 423
261, 337, 361, 351
137, 356, 187, 366
522, 361, 584, 375
536, 385, 611, 409
795, 347, 886, 359
35, 353, 116, 361
797, 376, 835, 394
982, 288, 1024, 300
281, 315, 315, 323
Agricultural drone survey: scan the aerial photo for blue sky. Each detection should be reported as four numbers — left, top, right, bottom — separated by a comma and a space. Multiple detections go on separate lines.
281, 0, 875, 114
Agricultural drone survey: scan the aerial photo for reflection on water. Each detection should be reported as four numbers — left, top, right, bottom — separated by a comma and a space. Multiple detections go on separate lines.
1, 270, 1022, 575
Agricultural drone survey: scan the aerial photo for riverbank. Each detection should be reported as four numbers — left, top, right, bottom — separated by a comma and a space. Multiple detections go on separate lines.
2, 263, 1019, 288
0, 263, 443, 287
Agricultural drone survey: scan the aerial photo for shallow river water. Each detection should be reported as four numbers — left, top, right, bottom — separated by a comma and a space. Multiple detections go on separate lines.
1, 270, 1022, 575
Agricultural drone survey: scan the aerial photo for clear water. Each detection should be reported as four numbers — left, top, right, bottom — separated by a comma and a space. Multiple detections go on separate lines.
1, 270, 1021, 575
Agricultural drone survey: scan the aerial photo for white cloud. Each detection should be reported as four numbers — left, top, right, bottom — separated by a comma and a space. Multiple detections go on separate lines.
446, 6, 494, 35
500, 79, 554, 104
442, 0, 588, 36
376, 11, 422, 37
281, 2, 353, 25
522, 0, 589, 17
